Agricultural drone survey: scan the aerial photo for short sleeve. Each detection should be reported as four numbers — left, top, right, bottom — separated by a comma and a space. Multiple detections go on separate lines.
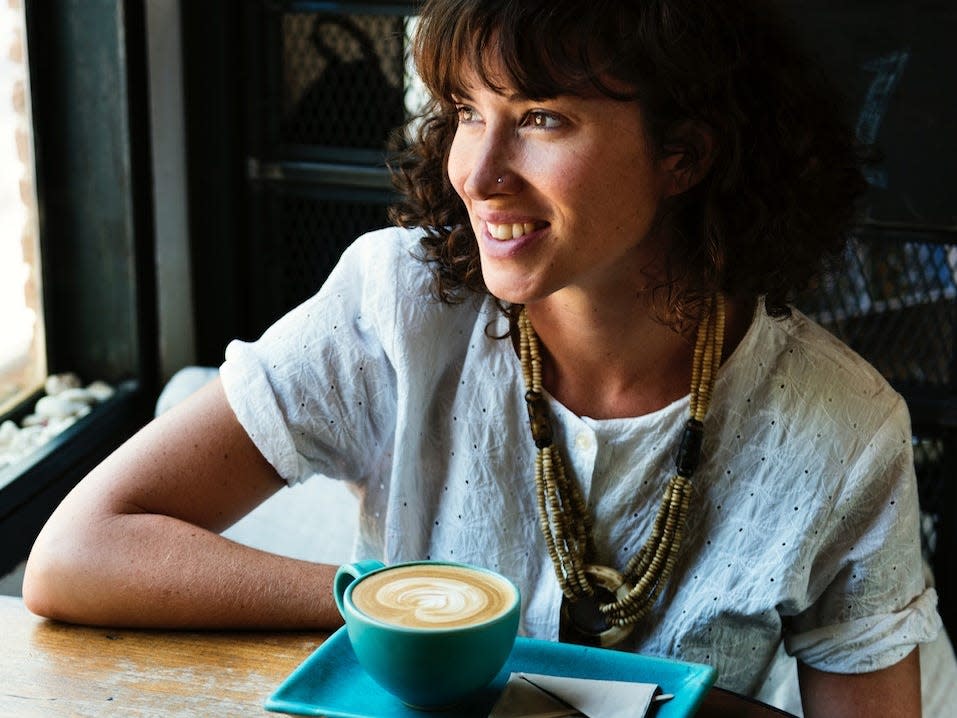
219, 228, 416, 486
786, 588, 939, 671
783, 395, 942, 672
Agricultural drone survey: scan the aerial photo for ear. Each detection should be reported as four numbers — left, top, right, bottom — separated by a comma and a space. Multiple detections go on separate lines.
660, 121, 715, 197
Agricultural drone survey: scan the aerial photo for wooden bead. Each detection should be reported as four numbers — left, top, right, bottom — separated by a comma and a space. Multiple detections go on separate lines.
518, 298, 724, 637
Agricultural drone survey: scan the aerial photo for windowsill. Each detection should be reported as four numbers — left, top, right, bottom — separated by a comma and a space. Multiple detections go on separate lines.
0, 380, 150, 574
0, 380, 139, 491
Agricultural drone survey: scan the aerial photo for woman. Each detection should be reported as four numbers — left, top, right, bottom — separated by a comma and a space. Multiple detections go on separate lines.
24, 1, 941, 715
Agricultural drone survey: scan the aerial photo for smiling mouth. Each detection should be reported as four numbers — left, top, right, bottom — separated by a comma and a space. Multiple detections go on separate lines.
486, 221, 545, 240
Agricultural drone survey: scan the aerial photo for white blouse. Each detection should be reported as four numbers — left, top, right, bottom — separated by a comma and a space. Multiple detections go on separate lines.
221, 226, 940, 700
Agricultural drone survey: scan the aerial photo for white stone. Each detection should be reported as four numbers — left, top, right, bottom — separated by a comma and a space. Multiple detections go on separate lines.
38, 415, 77, 442
3, 373, 113, 472
0, 419, 18, 447
58, 387, 95, 405
44, 372, 82, 396
11, 424, 41, 452
35, 395, 87, 419
86, 380, 115, 402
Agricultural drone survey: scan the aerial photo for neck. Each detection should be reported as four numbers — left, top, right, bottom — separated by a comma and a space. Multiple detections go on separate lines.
521, 295, 753, 419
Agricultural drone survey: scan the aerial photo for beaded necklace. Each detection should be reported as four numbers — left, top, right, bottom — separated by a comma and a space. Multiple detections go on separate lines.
518, 295, 726, 647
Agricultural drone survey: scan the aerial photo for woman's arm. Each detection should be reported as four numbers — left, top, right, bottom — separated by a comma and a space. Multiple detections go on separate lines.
22, 378, 343, 630
798, 648, 921, 718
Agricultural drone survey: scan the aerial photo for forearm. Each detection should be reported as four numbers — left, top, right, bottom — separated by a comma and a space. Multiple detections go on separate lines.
22, 378, 341, 629
25, 510, 342, 629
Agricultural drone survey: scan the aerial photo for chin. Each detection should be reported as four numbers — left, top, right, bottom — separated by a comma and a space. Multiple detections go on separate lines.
486, 289, 521, 305
484, 281, 535, 306
479, 267, 544, 307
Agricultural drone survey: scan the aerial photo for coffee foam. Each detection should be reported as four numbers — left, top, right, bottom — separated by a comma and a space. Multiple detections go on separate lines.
351, 564, 515, 629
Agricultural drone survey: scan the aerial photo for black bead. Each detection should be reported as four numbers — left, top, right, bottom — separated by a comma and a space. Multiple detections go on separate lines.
524, 390, 554, 449
675, 419, 704, 477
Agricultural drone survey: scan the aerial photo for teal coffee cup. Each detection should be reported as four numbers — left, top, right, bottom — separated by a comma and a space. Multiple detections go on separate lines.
334, 559, 521, 709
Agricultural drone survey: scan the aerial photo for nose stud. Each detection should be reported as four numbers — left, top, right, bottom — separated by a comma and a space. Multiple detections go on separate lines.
496, 176, 504, 184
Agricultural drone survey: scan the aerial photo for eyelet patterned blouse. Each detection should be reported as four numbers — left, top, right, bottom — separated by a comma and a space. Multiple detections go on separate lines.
221, 227, 940, 703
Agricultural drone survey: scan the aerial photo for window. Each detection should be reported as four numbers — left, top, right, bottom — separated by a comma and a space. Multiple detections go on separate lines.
0, 0, 156, 576
0, 0, 43, 417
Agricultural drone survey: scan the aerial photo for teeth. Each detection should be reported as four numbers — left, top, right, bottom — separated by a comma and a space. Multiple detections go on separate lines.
488, 222, 538, 240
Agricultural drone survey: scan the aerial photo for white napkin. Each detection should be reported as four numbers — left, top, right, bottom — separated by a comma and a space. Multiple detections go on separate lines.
488, 672, 660, 718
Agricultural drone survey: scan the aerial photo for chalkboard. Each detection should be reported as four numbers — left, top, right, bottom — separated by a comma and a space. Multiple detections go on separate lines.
777, 0, 956, 229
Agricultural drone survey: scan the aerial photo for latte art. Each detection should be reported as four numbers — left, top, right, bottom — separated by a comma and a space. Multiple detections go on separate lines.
352, 564, 515, 629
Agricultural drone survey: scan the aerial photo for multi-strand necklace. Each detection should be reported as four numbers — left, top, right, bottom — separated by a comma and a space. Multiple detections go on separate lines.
518, 295, 725, 647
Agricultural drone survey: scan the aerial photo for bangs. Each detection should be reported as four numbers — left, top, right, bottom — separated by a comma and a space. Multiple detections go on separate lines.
413, 0, 636, 103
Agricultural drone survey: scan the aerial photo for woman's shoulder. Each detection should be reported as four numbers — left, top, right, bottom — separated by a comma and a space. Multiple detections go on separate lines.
711, 303, 916, 531
777, 307, 897, 395
327, 225, 499, 348
339, 225, 432, 286
322, 226, 445, 316
722, 302, 908, 436
348, 224, 426, 251
754, 304, 898, 396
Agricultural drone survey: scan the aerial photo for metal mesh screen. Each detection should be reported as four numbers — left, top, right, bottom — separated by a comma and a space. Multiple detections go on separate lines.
243, 4, 411, 336
246, 187, 393, 333
277, 12, 406, 151
798, 231, 957, 393
914, 432, 951, 555
912, 426, 957, 634
275, 191, 389, 303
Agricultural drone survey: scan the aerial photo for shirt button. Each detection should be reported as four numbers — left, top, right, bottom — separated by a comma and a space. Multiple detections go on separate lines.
574, 432, 594, 451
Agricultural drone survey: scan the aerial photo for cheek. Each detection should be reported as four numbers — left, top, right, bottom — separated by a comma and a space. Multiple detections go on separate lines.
446, 137, 470, 201
593, 160, 666, 217
539, 145, 615, 204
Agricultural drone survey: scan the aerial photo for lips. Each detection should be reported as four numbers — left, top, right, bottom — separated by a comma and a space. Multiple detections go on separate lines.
486, 221, 547, 241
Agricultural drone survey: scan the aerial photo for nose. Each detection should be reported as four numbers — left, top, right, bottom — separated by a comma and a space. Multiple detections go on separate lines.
459, 127, 518, 200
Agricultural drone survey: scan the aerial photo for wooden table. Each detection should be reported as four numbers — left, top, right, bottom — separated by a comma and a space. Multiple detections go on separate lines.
0, 595, 794, 717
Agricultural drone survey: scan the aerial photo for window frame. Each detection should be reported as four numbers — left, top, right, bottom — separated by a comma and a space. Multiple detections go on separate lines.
0, 0, 158, 576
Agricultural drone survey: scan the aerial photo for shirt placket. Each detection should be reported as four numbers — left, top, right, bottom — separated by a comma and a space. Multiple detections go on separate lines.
551, 406, 600, 502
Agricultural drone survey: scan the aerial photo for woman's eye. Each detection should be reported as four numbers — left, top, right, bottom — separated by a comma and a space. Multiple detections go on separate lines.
454, 105, 480, 123
523, 110, 561, 129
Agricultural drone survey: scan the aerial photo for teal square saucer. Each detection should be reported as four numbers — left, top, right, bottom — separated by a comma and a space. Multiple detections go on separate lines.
265, 627, 716, 717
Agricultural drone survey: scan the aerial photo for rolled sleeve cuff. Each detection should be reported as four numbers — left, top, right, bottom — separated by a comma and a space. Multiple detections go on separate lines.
785, 588, 942, 673
221, 341, 305, 485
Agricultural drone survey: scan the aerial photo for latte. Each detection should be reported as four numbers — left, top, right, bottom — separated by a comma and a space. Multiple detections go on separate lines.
351, 564, 516, 629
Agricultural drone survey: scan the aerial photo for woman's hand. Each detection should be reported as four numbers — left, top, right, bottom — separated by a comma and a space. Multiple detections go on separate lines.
798, 648, 921, 717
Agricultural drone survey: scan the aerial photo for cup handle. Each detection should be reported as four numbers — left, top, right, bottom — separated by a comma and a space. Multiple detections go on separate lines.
334, 559, 385, 616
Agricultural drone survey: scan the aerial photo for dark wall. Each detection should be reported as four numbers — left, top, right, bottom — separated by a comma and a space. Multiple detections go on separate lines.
779, 0, 956, 230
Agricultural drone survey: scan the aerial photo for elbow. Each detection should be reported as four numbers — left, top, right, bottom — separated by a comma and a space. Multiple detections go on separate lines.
21, 527, 88, 623
22, 553, 58, 619
22, 542, 67, 620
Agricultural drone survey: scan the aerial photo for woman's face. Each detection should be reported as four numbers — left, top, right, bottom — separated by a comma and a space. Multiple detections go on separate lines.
446, 69, 678, 306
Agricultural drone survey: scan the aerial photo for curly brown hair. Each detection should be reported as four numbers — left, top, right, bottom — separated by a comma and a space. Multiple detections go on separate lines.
388, 0, 867, 324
